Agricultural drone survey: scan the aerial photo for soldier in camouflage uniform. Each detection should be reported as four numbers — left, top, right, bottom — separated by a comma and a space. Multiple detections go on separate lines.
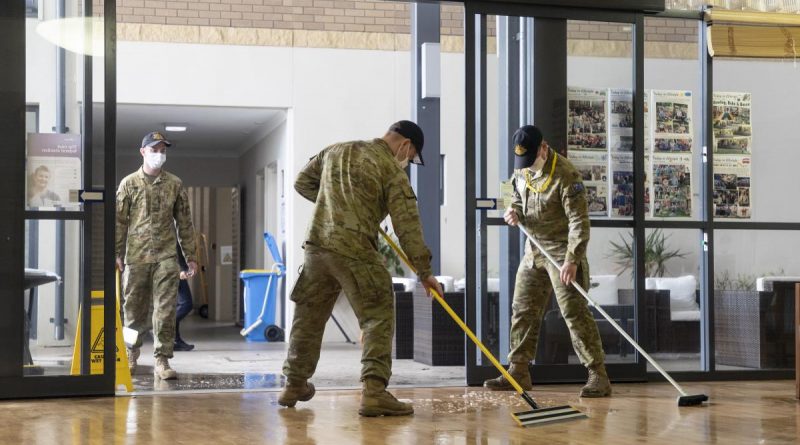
116, 131, 198, 381
483, 125, 611, 397
279, 121, 444, 416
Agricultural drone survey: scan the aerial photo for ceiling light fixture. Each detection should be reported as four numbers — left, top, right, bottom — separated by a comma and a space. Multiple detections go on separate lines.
36, 17, 105, 57
165, 125, 188, 132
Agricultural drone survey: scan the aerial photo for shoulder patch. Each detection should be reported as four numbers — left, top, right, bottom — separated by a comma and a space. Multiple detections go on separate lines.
569, 183, 585, 196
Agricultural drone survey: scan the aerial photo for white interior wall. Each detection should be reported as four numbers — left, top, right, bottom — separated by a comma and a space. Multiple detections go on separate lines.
26, 18, 57, 133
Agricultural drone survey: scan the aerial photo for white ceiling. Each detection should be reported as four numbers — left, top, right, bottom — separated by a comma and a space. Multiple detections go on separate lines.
95, 103, 285, 157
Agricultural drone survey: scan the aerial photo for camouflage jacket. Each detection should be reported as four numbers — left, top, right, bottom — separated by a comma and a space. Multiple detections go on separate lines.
510, 148, 590, 265
116, 167, 197, 265
295, 138, 433, 279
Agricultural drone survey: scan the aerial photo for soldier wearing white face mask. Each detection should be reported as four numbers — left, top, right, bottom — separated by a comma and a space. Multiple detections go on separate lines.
116, 131, 198, 381
483, 125, 611, 398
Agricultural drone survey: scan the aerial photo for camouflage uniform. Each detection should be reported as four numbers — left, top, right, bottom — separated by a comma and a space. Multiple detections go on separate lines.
284, 138, 433, 384
507, 148, 605, 368
116, 167, 197, 358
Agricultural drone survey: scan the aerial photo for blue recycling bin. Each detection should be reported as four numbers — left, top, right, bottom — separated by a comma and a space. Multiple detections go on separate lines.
240, 232, 285, 342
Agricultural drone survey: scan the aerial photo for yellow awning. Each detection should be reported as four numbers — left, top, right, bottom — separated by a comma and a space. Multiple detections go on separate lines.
705, 9, 800, 58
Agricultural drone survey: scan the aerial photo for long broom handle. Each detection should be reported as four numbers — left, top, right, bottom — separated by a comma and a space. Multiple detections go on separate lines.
379, 229, 530, 398
516, 225, 689, 397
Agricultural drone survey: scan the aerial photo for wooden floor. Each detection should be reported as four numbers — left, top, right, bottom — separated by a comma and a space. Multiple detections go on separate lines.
1, 381, 798, 444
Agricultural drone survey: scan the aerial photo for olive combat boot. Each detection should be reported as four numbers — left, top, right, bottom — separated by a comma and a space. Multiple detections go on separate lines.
483, 362, 533, 391
154, 355, 178, 380
278, 378, 316, 408
359, 377, 413, 417
580, 364, 611, 397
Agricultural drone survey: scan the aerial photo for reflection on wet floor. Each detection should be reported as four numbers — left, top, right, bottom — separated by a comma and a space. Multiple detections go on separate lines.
132, 371, 286, 392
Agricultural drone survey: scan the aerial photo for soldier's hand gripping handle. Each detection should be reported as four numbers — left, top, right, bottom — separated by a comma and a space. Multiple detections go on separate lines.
503, 207, 519, 226
421, 275, 444, 299
187, 261, 198, 278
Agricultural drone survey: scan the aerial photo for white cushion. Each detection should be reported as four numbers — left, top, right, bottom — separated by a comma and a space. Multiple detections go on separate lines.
455, 278, 466, 291
589, 275, 618, 305
645, 277, 657, 290
652, 275, 699, 312
756, 276, 800, 292
671, 310, 701, 322
435, 276, 455, 292
392, 277, 417, 292
487, 278, 500, 293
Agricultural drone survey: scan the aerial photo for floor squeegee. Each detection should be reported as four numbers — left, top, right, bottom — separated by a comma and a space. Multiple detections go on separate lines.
379, 229, 588, 427
517, 225, 709, 407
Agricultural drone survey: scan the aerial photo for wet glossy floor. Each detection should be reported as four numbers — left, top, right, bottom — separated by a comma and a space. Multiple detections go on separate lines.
1, 380, 798, 444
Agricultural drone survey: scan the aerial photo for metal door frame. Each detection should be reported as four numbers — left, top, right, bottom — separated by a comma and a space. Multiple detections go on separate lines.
464, 0, 649, 385
0, 0, 117, 398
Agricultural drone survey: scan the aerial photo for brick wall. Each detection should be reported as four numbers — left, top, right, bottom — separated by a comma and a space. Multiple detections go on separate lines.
108, 0, 697, 43
567, 19, 698, 44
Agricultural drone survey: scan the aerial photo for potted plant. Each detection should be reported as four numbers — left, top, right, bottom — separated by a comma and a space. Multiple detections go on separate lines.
378, 228, 405, 277
607, 228, 688, 278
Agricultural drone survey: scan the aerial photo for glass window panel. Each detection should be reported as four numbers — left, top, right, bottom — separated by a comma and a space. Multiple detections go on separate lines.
642, 228, 703, 372
567, 20, 634, 222
714, 56, 800, 222
714, 230, 798, 370
24, 219, 86, 376
644, 18, 702, 221
25, 0, 89, 211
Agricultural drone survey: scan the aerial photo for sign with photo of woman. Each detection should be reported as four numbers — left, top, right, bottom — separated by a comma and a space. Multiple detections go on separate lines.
26, 133, 82, 210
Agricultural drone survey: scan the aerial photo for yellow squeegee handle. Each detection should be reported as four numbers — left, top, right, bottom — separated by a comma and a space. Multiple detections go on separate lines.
379, 229, 528, 397
115, 267, 122, 308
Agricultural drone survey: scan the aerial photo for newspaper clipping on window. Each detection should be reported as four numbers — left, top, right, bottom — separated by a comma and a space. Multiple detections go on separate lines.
570, 151, 609, 217
568, 88, 608, 152
713, 92, 752, 219
651, 90, 693, 218
607, 89, 653, 218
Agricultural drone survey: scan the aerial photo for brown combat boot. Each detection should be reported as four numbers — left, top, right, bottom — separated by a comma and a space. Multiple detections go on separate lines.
278, 378, 316, 407
154, 355, 177, 380
580, 364, 611, 397
359, 377, 413, 417
483, 362, 533, 391
127, 347, 140, 375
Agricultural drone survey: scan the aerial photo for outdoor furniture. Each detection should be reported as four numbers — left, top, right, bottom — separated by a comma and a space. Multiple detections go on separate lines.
393, 288, 414, 359
412, 287, 465, 366
715, 278, 797, 369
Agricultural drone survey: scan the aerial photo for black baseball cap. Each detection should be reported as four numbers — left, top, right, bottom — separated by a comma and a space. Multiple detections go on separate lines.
141, 131, 172, 148
389, 120, 424, 165
512, 125, 543, 169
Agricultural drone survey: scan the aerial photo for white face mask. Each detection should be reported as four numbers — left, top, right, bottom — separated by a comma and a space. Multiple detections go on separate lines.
145, 152, 166, 170
395, 144, 410, 169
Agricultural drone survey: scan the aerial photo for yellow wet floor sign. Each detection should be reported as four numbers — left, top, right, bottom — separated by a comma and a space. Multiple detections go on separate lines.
70, 290, 133, 392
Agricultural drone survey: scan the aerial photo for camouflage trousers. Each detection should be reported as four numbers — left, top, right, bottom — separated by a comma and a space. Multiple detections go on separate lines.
283, 245, 395, 384
507, 252, 605, 368
122, 257, 180, 358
